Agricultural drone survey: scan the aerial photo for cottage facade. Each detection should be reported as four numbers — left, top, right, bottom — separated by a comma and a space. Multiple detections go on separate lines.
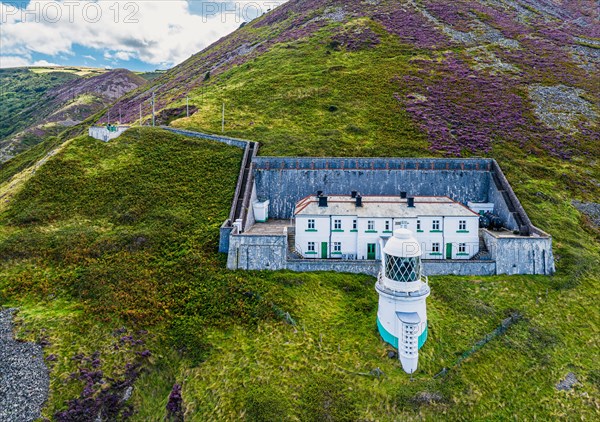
294, 195, 480, 260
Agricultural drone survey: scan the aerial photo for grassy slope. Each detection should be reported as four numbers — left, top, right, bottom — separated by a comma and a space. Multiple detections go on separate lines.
0, 4, 599, 421
0, 127, 597, 420
171, 23, 429, 157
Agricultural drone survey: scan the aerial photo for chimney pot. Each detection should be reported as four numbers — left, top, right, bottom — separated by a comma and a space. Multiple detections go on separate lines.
351, 191, 358, 198
356, 195, 363, 207
400, 192, 407, 199
407, 197, 415, 208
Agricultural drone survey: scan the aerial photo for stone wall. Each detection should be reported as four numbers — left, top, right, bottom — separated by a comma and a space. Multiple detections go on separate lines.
253, 157, 493, 219
226, 232, 287, 271
226, 231, 499, 276
286, 258, 380, 276
483, 230, 555, 275
423, 260, 496, 276
162, 127, 248, 149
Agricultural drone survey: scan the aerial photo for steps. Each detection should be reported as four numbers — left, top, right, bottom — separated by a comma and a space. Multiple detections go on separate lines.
287, 229, 302, 259
471, 236, 492, 260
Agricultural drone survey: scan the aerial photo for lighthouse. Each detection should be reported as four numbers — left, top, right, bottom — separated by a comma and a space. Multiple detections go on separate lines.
375, 228, 430, 374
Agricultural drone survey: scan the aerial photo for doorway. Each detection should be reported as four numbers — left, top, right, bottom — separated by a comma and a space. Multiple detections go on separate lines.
367, 243, 376, 260
321, 242, 328, 259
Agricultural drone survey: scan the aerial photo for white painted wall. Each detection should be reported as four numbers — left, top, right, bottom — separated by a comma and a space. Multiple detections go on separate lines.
296, 214, 479, 260
88, 126, 129, 142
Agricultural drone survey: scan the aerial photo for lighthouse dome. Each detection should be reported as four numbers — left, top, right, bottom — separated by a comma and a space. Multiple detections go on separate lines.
383, 229, 421, 258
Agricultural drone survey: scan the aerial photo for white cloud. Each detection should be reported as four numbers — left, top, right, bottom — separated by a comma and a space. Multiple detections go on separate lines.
0, 56, 30, 68
0, 1, 287, 67
0, 55, 58, 68
114, 51, 133, 61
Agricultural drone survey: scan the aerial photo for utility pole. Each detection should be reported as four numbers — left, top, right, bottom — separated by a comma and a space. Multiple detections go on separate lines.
151, 92, 155, 127
108, 110, 110, 125
119, 105, 122, 123
186, 96, 189, 118
222, 102, 225, 133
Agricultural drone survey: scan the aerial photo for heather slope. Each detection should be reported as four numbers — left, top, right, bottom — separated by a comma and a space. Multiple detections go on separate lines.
107, 0, 598, 159
0, 68, 147, 162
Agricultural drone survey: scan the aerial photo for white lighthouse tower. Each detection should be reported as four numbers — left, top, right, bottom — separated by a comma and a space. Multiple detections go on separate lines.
375, 228, 430, 374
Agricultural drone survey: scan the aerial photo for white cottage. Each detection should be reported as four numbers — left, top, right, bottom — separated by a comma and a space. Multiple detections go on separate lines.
294, 194, 480, 260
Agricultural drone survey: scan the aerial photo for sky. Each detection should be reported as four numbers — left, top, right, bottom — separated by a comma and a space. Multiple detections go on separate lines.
0, 1, 288, 71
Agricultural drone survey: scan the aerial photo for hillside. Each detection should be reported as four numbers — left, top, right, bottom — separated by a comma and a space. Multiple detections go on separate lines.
0, 68, 147, 162
107, 0, 599, 159
0, 0, 599, 420
0, 128, 598, 420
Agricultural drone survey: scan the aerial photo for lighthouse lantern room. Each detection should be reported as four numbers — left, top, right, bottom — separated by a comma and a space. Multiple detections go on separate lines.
375, 228, 431, 374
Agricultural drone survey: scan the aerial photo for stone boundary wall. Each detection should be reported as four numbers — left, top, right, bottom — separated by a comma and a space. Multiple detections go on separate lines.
483, 230, 555, 275
162, 127, 249, 149
253, 157, 494, 219
226, 232, 287, 271
225, 232, 499, 276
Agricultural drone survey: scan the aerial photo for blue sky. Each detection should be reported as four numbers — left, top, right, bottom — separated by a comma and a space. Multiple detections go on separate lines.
0, 1, 287, 71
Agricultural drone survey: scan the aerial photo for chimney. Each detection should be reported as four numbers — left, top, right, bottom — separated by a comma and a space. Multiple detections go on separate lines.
356, 195, 363, 207
407, 197, 415, 208
317, 190, 323, 197
400, 191, 407, 199
319, 196, 328, 207
351, 190, 358, 198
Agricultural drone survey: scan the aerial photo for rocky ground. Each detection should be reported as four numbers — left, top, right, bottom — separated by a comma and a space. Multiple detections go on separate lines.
572, 201, 600, 228
0, 309, 49, 422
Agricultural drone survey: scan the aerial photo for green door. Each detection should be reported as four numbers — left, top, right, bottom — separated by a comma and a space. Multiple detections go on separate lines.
367, 243, 376, 260
321, 242, 328, 259
446, 243, 452, 259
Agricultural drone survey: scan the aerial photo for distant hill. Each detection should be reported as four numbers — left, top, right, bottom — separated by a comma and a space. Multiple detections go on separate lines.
0, 67, 147, 162
105, 0, 598, 160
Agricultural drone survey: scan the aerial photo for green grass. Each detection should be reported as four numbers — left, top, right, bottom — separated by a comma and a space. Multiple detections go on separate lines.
171, 24, 430, 157
0, 126, 598, 420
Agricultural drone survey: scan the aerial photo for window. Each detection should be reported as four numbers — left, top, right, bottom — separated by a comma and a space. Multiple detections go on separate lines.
385, 255, 420, 282
352, 220, 357, 230
432, 242, 440, 253
307, 242, 315, 252
333, 242, 341, 252
432, 220, 440, 231
416, 220, 421, 231
334, 219, 342, 230
459, 243, 466, 253
367, 220, 375, 231
459, 220, 466, 231
308, 219, 315, 230
385, 220, 390, 231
